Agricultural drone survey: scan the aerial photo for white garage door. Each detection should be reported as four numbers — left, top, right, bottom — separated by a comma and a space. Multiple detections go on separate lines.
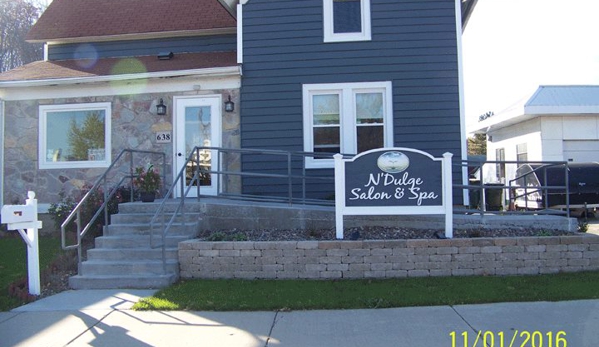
563, 140, 599, 162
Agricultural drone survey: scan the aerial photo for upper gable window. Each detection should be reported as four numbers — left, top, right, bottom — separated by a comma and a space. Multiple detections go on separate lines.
324, 0, 372, 43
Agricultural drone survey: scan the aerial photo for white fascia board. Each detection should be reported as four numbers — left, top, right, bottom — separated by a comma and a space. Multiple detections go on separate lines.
472, 105, 599, 134
0, 72, 241, 101
468, 113, 538, 135
524, 105, 599, 115
0, 66, 241, 89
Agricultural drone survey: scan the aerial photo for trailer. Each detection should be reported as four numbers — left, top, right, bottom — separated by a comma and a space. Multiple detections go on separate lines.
510, 162, 599, 217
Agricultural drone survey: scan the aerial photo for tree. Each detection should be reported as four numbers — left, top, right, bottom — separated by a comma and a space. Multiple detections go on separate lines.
467, 133, 487, 155
0, 0, 44, 72
68, 112, 106, 161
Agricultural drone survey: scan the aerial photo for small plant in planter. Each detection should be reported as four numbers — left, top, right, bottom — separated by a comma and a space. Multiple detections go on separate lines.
134, 164, 162, 202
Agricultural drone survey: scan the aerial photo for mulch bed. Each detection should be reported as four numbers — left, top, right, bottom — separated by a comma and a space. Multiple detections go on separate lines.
197, 226, 575, 242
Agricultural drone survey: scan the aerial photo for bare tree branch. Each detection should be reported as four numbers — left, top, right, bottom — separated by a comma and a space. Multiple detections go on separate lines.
0, 0, 44, 72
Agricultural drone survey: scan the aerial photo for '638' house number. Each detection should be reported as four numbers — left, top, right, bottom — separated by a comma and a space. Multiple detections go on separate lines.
155, 131, 172, 143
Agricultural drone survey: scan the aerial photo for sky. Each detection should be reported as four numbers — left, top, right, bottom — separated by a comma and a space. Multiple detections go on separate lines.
462, 0, 599, 128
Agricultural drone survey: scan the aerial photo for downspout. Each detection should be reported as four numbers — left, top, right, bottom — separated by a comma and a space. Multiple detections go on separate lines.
455, 0, 469, 206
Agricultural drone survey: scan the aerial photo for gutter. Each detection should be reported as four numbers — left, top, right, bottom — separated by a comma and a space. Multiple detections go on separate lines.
0, 66, 242, 88
28, 28, 237, 45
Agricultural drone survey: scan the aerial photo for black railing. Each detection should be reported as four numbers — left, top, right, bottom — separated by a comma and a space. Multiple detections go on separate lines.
455, 159, 570, 217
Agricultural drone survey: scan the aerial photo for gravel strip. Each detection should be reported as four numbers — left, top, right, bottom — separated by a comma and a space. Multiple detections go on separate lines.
197, 226, 574, 241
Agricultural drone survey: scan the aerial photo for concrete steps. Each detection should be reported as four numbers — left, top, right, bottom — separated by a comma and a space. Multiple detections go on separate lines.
69, 200, 200, 290
68, 274, 177, 290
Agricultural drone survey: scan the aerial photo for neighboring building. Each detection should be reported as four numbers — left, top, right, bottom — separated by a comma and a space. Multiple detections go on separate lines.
470, 85, 599, 184
1, 0, 476, 209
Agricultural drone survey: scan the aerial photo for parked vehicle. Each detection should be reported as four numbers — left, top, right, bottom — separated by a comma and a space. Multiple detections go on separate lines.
511, 163, 599, 217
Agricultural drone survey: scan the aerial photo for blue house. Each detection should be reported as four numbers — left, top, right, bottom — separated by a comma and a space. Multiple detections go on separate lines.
0, 0, 476, 209
239, 0, 474, 200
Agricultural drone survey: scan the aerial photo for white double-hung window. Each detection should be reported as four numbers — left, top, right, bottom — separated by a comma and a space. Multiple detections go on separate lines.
303, 81, 393, 168
323, 0, 372, 42
39, 102, 112, 169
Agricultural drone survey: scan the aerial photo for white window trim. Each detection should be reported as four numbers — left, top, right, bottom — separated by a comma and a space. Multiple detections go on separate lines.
39, 102, 112, 169
323, 0, 372, 43
303, 81, 393, 169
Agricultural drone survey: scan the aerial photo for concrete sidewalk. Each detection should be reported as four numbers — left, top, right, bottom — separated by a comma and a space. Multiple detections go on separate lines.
1, 290, 598, 347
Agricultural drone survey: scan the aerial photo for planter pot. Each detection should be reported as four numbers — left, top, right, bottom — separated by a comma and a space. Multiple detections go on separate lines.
140, 192, 156, 203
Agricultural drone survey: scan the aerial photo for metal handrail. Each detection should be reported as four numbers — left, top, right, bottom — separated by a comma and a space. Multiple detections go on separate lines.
148, 146, 340, 274
456, 159, 570, 216
61, 149, 166, 273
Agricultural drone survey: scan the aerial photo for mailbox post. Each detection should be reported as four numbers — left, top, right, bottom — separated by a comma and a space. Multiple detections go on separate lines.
1, 191, 43, 295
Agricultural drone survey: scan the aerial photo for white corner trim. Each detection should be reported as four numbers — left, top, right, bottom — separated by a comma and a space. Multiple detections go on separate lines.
237, 3, 243, 64
455, 0, 468, 205
0, 99, 4, 208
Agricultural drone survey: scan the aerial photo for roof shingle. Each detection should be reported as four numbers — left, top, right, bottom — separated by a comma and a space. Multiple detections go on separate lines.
27, 0, 236, 42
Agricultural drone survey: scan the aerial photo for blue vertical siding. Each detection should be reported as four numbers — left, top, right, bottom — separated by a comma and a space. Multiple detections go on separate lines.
241, 0, 463, 201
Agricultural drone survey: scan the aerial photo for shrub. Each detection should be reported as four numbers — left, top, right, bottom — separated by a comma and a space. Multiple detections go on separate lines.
48, 185, 127, 237
578, 220, 589, 233
48, 190, 77, 231
134, 164, 162, 193
205, 231, 248, 241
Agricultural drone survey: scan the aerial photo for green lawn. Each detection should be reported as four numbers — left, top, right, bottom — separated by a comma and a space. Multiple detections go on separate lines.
0, 234, 63, 311
134, 271, 599, 311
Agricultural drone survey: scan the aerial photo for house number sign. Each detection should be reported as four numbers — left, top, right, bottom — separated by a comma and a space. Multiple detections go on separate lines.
155, 131, 172, 144
334, 148, 453, 239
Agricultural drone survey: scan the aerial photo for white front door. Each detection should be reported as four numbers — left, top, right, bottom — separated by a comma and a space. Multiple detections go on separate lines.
174, 96, 221, 197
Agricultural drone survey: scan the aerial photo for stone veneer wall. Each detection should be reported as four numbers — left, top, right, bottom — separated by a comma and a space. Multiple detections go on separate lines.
179, 234, 599, 279
2, 90, 240, 205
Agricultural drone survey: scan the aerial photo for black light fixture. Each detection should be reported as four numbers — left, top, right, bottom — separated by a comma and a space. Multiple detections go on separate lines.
156, 98, 167, 116
224, 95, 235, 112
157, 51, 174, 60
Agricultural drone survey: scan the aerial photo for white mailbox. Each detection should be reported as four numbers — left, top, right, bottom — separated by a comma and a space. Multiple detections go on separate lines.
1, 204, 36, 224
0, 191, 42, 296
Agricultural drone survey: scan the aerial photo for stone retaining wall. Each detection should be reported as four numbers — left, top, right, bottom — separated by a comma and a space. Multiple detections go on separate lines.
179, 234, 599, 279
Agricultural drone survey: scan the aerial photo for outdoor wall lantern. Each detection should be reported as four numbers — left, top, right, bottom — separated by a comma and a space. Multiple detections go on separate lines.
224, 95, 235, 112
158, 51, 174, 60
156, 98, 167, 116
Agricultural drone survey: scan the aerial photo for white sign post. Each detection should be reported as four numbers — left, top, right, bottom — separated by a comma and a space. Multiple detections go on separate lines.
334, 148, 453, 240
1, 191, 43, 295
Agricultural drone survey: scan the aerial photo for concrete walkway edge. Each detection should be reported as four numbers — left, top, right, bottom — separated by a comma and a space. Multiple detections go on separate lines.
1, 290, 598, 347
